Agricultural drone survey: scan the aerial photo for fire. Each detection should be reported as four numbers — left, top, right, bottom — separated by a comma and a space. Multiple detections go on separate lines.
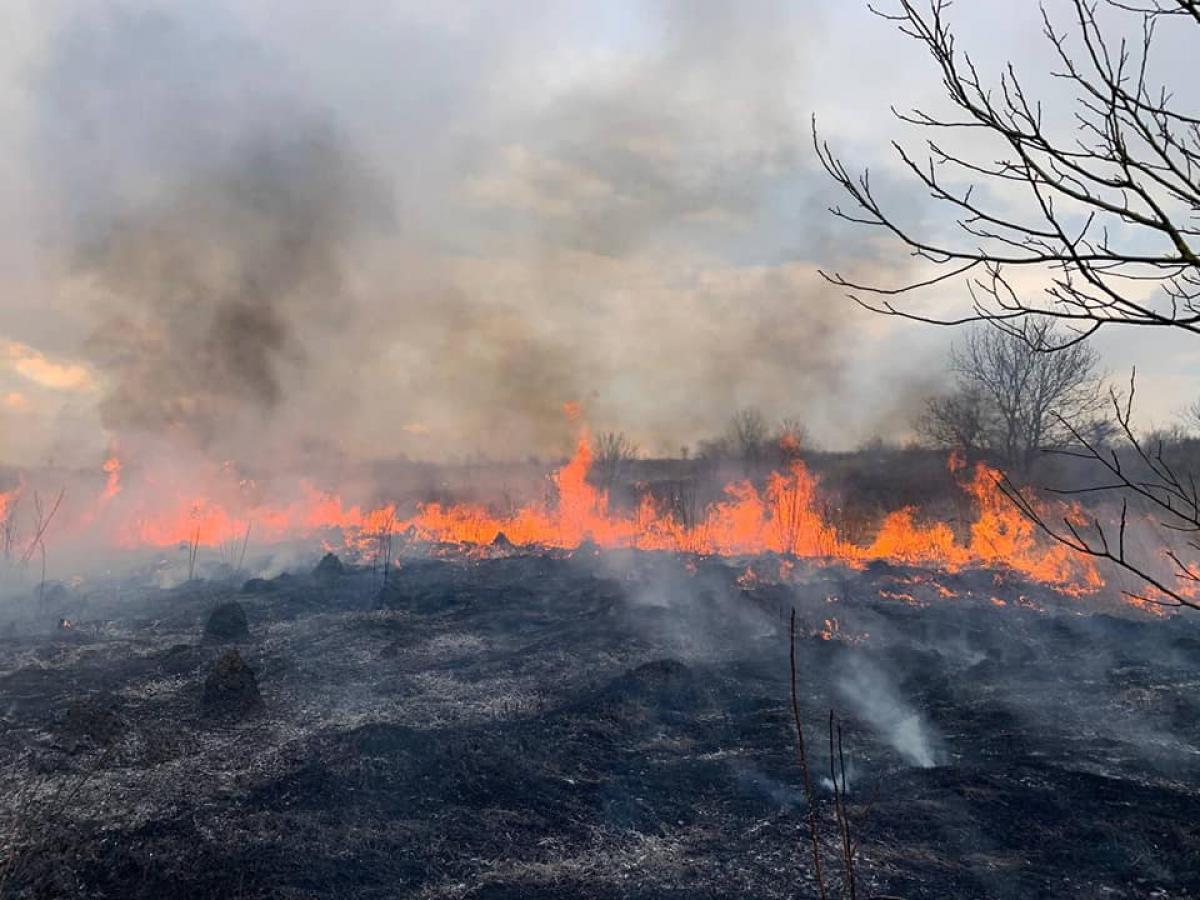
5, 425, 1117, 599
816, 617, 867, 644
386, 447, 1102, 593
101, 454, 122, 501
0, 480, 21, 558
107, 481, 397, 558
736, 566, 759, 589
878, 590, 919, 605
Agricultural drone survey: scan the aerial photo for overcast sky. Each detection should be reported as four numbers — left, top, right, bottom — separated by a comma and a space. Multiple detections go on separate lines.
0, 0, 1196, 469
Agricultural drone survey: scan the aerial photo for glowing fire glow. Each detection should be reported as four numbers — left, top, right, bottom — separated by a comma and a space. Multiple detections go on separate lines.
62, 432, 1106, 596
101, 454, 122, 501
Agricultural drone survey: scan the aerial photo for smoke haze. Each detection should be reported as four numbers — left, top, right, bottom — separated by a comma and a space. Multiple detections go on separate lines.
0, 0, 1193, 469
0, 1, 899, 468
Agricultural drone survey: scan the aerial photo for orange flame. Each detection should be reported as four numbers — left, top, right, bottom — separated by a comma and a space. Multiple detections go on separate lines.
387, 448, 1104, 593
35, 430, 1113, 598
101, 454, 122, 501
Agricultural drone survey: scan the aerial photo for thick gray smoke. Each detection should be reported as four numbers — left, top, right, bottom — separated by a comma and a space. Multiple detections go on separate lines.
34, 6, 383, 462
7, 0, 933, 469
78, 128, 371, 445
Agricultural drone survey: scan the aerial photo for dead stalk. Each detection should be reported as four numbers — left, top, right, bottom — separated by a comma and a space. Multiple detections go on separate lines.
187, 525, 200, 581
829, 712, 856, 899
237, 521, 252, 574
790, 608, 827, 899
17, 488, 65, 603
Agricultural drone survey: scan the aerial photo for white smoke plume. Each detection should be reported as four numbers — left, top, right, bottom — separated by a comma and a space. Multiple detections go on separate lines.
836, 656, 938, 768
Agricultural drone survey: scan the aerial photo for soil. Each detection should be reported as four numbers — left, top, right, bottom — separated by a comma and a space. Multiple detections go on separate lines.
0, 550, 1197, 899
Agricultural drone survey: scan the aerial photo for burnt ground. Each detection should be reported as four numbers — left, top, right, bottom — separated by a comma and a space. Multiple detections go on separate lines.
1, 551, 1198, 899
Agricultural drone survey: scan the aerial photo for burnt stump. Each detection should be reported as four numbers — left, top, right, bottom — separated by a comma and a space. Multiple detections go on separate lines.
202, 650, 264, 719
203, 601, 250, 642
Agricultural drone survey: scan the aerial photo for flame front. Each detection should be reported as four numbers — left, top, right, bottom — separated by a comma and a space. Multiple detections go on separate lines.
389, 446, 1103, 592
17, 434, 1113, 597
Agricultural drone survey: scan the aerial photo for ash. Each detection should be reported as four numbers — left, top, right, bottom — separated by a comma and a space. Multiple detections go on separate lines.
1, 552, 1198, 899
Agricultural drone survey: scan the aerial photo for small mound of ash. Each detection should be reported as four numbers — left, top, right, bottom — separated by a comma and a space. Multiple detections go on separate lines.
60, 693, 127, 751
202, 649, 264, 719
203, 601, 250, 642
313, 552, 346, 579
491, 531, 515, 550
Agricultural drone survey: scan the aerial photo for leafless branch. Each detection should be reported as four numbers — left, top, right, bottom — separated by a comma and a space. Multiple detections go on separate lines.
815, 0, 1200, 345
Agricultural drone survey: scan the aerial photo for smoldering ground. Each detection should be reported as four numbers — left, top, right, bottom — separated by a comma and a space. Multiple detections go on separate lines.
2, 548, 1197, 898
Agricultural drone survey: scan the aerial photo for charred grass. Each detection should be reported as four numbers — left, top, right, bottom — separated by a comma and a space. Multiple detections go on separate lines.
0, 554, 1198, 898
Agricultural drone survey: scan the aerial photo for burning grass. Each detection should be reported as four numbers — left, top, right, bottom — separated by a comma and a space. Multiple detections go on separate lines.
1, 430, 1117, 607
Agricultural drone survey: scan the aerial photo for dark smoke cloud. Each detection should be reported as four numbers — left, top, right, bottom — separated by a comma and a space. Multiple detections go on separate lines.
36, 6, 381, 453
81, 128, 373, 445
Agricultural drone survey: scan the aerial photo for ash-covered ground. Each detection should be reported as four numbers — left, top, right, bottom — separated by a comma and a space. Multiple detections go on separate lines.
1, 550, 1198, 899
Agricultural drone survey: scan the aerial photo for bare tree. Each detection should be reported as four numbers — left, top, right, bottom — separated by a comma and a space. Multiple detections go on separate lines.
1002, 373, 1200, 611
591, 431, 640, 494
917, 385, 989, 456
1184, 398, 1200, 433
815, 0, 1200, 348
776, 417, 810, 459
818, 0, 1200, 607
729, 408, 771, 471
922, 320, 1104, 469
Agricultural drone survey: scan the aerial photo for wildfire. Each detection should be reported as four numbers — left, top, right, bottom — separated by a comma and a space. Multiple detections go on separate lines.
380, 440, 1103, 593
3, 429, 1118, 599
736, 566, 759, 589
878, 590, 919, 605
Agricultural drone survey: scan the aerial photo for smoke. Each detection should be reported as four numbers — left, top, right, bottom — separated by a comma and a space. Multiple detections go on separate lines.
835, 655, 938, 768
2, 0, 914, 470
32, 6, 378, 463
79, 127, 374, 447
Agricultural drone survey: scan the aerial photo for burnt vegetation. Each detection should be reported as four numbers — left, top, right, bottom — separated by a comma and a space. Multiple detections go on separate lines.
1, 552, 1198, 899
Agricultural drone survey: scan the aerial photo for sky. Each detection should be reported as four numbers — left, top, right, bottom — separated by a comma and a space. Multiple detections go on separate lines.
0, 0, 1196, 469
